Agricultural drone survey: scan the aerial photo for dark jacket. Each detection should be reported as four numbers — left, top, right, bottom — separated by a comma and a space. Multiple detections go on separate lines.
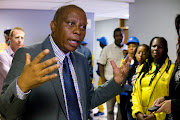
166, 65, 180, 120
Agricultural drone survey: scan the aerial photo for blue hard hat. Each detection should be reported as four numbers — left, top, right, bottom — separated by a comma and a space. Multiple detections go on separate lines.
126, 36, 139, 45
97, 37, 108, 45
81, 39, 88, 45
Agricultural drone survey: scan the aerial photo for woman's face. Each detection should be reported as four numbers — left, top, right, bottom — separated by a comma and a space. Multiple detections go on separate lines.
151, 38, 165, 63
128, 43, 138, 58
135, 46, 148, 65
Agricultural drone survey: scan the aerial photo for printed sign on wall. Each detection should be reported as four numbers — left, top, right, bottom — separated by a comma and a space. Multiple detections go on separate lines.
87, 19, 91, 29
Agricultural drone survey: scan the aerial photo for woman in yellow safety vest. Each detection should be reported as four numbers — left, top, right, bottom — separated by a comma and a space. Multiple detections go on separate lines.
132, 37, 175, 120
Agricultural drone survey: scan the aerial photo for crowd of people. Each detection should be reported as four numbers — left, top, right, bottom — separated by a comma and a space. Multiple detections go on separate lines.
0, 4, 179, 120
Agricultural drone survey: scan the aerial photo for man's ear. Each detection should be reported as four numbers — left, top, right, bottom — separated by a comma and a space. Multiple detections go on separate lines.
9, 36, 12, 42
50, 21, 56, 32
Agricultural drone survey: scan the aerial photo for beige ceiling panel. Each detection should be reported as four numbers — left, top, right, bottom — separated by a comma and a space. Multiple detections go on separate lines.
0, 0, 131, 20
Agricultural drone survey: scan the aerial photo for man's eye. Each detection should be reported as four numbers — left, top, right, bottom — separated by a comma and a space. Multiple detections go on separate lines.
80, 25, 86, 30
69, 22, 74, 26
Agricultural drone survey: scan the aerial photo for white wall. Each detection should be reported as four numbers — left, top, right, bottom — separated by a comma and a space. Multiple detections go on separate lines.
94, 18, 119, 87
0, 9, 94, 52
129, 0, 180, 62
0, 9, 54, 46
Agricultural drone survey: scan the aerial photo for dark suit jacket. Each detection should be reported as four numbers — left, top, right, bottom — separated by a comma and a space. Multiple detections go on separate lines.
166, 65, 180, 120
76, 45, 93, 80
0, 36, 124, 120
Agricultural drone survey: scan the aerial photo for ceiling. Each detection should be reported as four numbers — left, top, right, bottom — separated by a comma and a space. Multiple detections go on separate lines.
0, 0, 134, 21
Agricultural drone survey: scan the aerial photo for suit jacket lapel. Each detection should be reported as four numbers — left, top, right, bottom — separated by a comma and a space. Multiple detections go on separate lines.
42, 36, 67, 117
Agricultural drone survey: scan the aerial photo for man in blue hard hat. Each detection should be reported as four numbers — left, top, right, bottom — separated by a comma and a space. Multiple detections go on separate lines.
97, 37, 108, 49
76, 40, 93, 81
94, 37, 108, 117
76, 39, 94, 120
81, 39, 88, 47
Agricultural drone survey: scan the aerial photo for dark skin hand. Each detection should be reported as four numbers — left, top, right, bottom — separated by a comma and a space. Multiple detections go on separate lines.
156, 100, 171, 114
17, 49, 60, 93
145, 114, 156, 120
99, 55, 131, 85
137, 112, 145, 120
110, 55, 131, 85
137, 112, 156, 120
153, 97, 171, 114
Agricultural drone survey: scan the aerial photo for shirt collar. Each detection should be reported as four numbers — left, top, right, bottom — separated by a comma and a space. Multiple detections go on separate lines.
49, 35, 70, 64
113, 42, 123, 49
7, 46, 14, 57
113, 42, 119, 48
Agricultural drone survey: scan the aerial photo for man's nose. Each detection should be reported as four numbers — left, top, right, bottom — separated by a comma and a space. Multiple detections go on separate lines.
118, 36, 123, 39
140, 53, 143, 57
18, 37, 23, 42
74, 26, 80, 35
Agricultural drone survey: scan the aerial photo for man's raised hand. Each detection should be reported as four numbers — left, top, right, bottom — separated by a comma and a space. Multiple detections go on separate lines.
110, 55, 131, 85
17, 49, 60, 93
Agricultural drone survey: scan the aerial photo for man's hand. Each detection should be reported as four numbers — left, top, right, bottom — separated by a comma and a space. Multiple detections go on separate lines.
110, 55, 131, 85
137, 112, 145, 120
153, 97, 165, 106
155, 100, 171, 114
136, 113, 155, 120
144, 114, 156, 120
17, 49, 60, 93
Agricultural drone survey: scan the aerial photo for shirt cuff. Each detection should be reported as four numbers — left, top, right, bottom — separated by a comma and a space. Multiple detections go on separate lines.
16, 79, 31, 100
135, 111, 141, 117
164, 96, 170, 100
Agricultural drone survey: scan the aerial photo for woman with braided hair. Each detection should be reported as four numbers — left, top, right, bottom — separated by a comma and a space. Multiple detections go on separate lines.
153, 14, 180, 120
132, 37, 175, 120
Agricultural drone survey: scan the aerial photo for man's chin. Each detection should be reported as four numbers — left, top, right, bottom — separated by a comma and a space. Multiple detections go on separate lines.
68, 46, 78, 52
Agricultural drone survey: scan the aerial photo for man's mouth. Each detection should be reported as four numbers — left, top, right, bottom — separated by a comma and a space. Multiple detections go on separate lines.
69, 40, 79, 47
153, 53, 158, 56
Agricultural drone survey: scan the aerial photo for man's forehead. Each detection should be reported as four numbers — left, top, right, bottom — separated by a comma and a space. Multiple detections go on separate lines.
63, 7, 85, 16
62, 5, 84, 11
14, 29, 23, 33
115, 31, 122, 35
60, 8, 87, 21
13, 30, 24, 35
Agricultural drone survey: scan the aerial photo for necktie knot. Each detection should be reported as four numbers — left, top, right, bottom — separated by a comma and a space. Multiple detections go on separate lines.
63, 56, 68, 64
63, 56, 70, 73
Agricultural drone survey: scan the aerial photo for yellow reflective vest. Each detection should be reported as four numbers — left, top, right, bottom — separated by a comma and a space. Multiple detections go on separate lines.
132, 58, 175, 120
